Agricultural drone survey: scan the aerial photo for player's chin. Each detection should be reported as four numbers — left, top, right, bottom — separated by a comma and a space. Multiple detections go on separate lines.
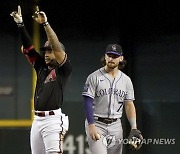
45, 58, 52, 64
107, 63, 118, 69
45, 61, 51, 65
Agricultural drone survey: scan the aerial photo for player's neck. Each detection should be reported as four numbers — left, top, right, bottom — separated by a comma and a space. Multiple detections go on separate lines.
104, 66, 119, 78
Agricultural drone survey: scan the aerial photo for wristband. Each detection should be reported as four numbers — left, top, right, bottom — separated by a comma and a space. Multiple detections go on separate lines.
42, 21, 49, 26
129, 118, 137, 129
17, 22, 24, 27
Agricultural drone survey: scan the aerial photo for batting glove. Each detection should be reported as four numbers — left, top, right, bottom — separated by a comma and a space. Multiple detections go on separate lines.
128, 129, 143, 150
10, 5, 23, 27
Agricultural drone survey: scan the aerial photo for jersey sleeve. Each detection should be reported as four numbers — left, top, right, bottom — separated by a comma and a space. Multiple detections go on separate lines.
82, 74, 97, 99
125, 77, 135, 101
18, 25, 45, 73
57, 55, 72, 77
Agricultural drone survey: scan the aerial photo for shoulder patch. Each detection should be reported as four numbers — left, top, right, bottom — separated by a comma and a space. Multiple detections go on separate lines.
83, 83, 89, 92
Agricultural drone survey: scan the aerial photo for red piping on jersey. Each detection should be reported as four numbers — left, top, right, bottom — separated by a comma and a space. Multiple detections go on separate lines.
23, 45, 39, 65
59, 54, 67, 66
23, 45, 34, 54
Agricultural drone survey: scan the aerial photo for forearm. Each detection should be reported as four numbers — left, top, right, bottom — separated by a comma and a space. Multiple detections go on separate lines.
31, 8, 65, 63
18, 25, 33, 49
43, 24, 62, 52
10, 6, 33, 49
125, 101, 137, 129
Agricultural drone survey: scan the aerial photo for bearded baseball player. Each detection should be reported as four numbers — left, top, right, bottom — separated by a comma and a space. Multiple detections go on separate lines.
11, 6, 72, 154
82, 44, 143, 153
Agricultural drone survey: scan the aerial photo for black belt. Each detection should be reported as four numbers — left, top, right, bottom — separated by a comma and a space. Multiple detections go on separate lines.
97, 117, 117, 124
34, 111, 55, 117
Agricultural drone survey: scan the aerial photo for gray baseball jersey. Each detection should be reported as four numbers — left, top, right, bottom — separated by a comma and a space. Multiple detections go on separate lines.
82, 67, 135, 119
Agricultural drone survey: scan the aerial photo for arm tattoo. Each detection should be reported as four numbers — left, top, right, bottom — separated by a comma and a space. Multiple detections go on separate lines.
44, 24, 63, 52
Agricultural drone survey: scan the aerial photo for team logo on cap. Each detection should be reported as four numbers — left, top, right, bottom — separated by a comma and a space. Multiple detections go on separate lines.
112, 45, 117, 51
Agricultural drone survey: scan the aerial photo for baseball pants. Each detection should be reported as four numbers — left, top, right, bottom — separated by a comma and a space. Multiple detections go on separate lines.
85, 118, 123, 154
30, 108, 69, 154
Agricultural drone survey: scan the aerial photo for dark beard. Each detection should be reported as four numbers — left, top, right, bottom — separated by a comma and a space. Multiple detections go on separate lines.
107, 62, 118, 69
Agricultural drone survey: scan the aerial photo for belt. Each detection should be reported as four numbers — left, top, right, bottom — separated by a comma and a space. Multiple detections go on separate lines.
97, 117, 117, 124
34, 111, 55, 117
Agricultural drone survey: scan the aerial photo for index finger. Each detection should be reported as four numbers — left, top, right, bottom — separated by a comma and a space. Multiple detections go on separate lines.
36, 6, 39, 12
18, 5, 21, 16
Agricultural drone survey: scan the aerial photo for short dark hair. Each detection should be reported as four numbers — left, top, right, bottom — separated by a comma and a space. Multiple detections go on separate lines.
100, 55, 127, 70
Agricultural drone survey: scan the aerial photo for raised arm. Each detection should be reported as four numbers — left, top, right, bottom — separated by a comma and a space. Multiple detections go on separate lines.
10, 6, 41, 66
10, 6, 34, 50
32, 6, 66, 65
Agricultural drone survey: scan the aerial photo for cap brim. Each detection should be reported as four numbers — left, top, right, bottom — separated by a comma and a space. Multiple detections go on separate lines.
106, 51, 122, 56
40, 46, 52, 51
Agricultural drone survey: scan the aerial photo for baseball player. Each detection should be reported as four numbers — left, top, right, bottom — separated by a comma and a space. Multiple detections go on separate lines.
10, 6, 72, 154
82, 44, 143, 154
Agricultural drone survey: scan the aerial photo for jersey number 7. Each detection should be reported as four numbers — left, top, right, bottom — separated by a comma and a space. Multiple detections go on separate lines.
117, 102, 123, 112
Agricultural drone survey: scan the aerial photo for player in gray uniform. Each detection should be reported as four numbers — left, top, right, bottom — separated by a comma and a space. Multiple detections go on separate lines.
82, 44, 143, 154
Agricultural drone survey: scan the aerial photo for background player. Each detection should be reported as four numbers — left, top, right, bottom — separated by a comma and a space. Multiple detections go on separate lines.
82, 44, 143, 153
11, 6, 72, 154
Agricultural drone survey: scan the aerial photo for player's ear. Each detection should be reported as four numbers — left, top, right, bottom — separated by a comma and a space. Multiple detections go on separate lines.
119, 56, 124, 62
104, 54, 108, 60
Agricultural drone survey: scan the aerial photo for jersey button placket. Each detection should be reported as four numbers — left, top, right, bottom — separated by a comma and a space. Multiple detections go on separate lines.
108, 78, 115, 117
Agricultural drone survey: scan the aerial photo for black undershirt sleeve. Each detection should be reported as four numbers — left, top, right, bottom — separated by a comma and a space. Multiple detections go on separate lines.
17, 25, 44, 71
18, 25, 33, 49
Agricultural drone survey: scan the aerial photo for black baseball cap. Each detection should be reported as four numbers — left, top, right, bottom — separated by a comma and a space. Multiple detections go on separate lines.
40, 41, 52, 51
40, 41, 65, 52
105, 44, 123, 56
